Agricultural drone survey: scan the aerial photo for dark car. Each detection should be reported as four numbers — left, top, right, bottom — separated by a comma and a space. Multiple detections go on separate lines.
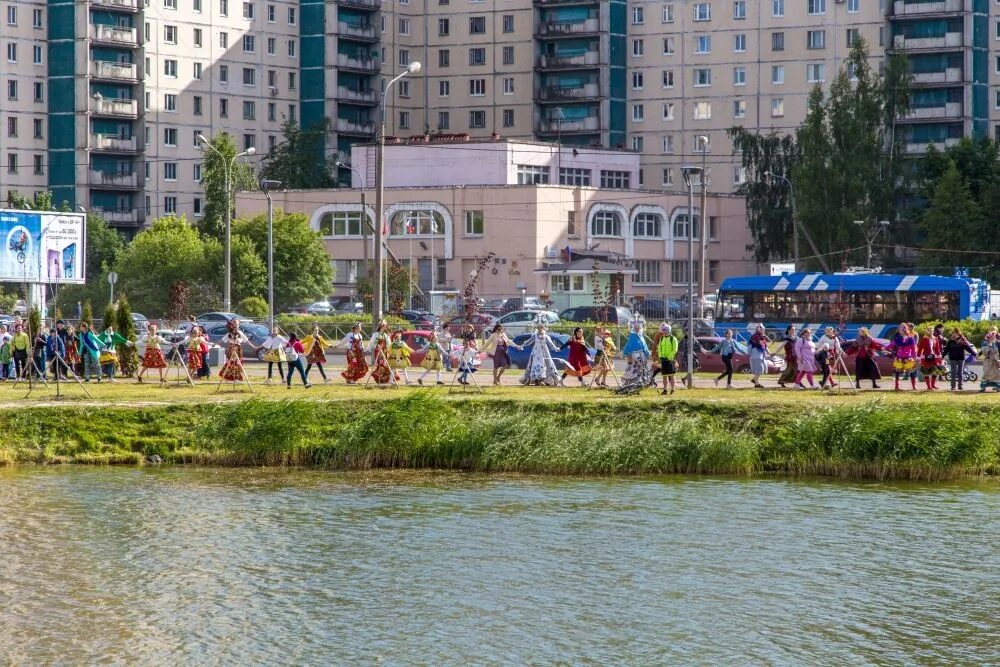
444, 313, 497, 336
507, 332, 596, 370
197, 311, 247, 324
400, 309, 440, 329
558, 306, 632, 326
695, 336, 785, 375
669, 318, 717, 337
632, 298, 683, 320
205, 322, 270, 360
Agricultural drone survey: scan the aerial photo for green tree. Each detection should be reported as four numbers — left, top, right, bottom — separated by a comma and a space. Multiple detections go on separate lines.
115, 294, 139, 376
203, 234, 268, 306
102, 302, 116, 333
200, 132, 258, 240
259, 119, 337, 189
238, 296, 269, 319
356, 261, 416, 314
81, 301, 93, 328
27, 307, 41, 341
918, 163, 988, 277
232, 210, 333, 311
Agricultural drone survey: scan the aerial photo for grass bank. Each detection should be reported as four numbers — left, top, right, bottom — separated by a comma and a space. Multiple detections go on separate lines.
2, 394, 999, 480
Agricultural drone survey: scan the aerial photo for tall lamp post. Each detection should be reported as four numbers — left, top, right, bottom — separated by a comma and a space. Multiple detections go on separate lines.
260, 179, 282, 332
335, 161, 370, 280
855, 219, 890, 270
696, 135, 709, 319
681, 164, 703, 389
763, 170, 831, 274
198, 134, 255, 313
374, 60, 422, 320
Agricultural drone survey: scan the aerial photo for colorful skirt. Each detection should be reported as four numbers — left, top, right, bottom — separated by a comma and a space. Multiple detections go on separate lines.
219, 344, 244, 382
778, 360, 798, 384
263, 348, 285, 363
388, 352, 409, 369
65, 343, 81, 366
920, 358, 947, 376
142, 348, 167, 369
892, 357, 916, 375
421, 348, 443, 371
342, 346, 368, 381
492, 345, 511, 369
370, 356, 392, 384
187, 349, 204, 374
854, 356, 881, 381
307, 346, 327, 365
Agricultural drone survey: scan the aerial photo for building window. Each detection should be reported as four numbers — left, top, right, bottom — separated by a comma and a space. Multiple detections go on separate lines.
772, 65, 784, 84
733, 0, 746, 19
633, 213, 663, 238
709, 260, 720, 283
807, 30, 826, 49
559, 167, 591, 186
734, 67, 746, 86
503, 46, 514, 65
164, 162, 177, 180
243, 68, 256, 86
590, 210, 623, 238
439, 80, 450, 97
469, 110, 485, 128
193, 198, 202, 217
220, 65, 229, 83
503, 14, 514, 32
243, 35, 255, 52
672, 261, 700, 285
696, 35, 711, 53
399, 111, 410, 129
662, 168, 673, 186
464, 210, 484, 235
772, 0, 784, 15
662, 103, 674, 120
164, 94, 177, 111
632, 71, 645, 90
772, 32, 784, 51
502, 109, 515, 127
635, 260, 662, 285
551, 275, 586, 292
807, 63, 825, 83
389, 210, 446, 236
469, 16, 486, 33
632, 104, 644, 121
847, 28, 860, 47
517, 164, 549, 184
673, 214, 700, 240
319, 211, 369, 237
469, 79, 486, 96
771, 98, 785, 117
164, 197, 177, 214
600, 170, 631, 188
694, 69, 711, 86
503, 77, 515, 95
733, 167, 747, 185
632, 39, 644, 57
242, 1, 253, 18
399, 18, 410, 35
243, 100, 255, 119
733, 99, 747, 118
694, 2, 711, 20
662, 70, 674, 87
164, 25, 177, 43
848, 0, 859, 11
694, 101, 712, 119
438, 111, 450, 130
632, 137, 644, 152
163, 128, 177, 146
469, 48, 486, 66
734, 33, 746, 52
662, 135, 674, 153
632, 6, 645, 23
808, 0, 825, 14
439, 49, 450, 68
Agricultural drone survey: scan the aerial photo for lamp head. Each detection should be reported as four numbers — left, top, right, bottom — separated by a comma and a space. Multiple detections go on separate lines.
260, 179, 282, 192
406, 61, 422, 74
335, 161, 347, 168
680, 165, 703, 187
854, 220, 864, 226
246, 147, 256, 156
197, 134, 209, 144
879, 220, 890, 227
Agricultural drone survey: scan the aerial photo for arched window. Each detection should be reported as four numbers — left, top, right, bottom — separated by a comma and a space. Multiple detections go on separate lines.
590, 210, 622, 237
318, 210, 370, 237
633, 212, 663, 238
673, 213, 701, 239
389, 209, 446, 236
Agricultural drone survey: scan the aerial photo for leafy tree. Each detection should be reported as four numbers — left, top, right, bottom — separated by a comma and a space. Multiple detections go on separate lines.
0, 286, 18, 314
115, 294, 139, 376
260, 119, 337, 189
202, 233, 268, 306
356, 261, 416, 314
232, 210, 333, 311
238, 296, 269, 319
102, 302, 116, 333
27, 307, 41, 341
81, 301, 93, 328
200, 133, 258, 240
918, 164, 990, 277
47, 211, 124, 315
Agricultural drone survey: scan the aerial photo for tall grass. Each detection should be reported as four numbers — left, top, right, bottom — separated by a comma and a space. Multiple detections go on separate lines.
0, 398, 997, 479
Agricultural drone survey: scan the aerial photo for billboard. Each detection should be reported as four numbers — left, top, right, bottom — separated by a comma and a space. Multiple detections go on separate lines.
0, 210, 86, 285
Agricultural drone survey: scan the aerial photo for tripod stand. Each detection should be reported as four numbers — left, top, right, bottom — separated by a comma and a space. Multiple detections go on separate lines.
449, 356, 484, 394
24, 354, 93, 399
588, 357, 622, 390
830, 353, 858, 394
215, 347, 254, 393
12, 352, 49, 391
364, 345, 399, 389
165, 345, 195, 386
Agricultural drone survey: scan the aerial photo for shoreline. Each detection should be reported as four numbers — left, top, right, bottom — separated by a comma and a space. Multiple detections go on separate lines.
3, 394, 998, 480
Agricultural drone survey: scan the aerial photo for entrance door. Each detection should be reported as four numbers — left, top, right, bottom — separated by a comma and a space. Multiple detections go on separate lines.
418, 258, 432, 292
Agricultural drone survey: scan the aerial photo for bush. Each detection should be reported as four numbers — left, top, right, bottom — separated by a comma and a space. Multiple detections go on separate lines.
238, 296, 269, 319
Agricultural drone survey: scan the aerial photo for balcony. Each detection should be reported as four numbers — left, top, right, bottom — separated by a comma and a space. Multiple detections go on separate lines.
93, 207, 142, 225
904, 137, 960, 153
90, 0, 140, 10
91, 60, 138, 81
337, 21, 378, 41
912, 67, 962, 84
91, 97, 138, 117
537, 83, 600, 102
537, 51, 600, 69
538, 116, 600, 133
336, 0, 379, 9
893, 0, 965, 14
336, 53, 381, 72
537, 18, 600, 37
906, 102, 963, 119
892, 32, 963, 50
91, 134, 139, 153
534, 0, 599, 5
90, 170, 139, 189
90, 24, 138, 47
335, 87, 378, 105
334, 118, 376, 135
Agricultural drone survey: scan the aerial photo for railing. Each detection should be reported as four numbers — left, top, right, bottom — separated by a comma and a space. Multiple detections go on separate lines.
537, 18, 600, 36
91, 98, 138, 116
337, 21, 377, 39
91, 134, 138, 152
912, 67, 962, 84
90, 170, 138, 188
90, 23, 138, 46
91, 0, 139, 9
336, 53, 381, 71
538, 83, 600, 100
893, 0, 965, 13
334, 118, 376, 134
336, 0, 379, 8
907, 102, 962, 119
91, 60, 138, 80
538, 116, 600, 132
896, 32, 963, 49
93, 208, 141, 224
537, 51, 600, 68
904, 137, 960, 154
335, 87, 377, 103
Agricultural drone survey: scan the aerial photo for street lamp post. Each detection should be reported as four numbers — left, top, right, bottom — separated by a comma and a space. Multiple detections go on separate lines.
198, 134, 255, 313
681, 164, 703, 390
374, 61, 422, 320
335, 161, 369, 279
855, 219, 890, 269
260, 179, 282, 332
763, 170, 831, 274
696, 135, 709, 319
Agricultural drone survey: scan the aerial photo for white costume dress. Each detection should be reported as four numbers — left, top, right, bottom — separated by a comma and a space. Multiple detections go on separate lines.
519, 328, 560, 385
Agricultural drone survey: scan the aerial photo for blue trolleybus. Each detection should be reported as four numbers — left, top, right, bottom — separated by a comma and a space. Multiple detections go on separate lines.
715, 271, 991, 339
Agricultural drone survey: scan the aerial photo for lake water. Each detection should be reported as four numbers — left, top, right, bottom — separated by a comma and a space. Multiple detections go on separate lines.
0, 468, 997, 665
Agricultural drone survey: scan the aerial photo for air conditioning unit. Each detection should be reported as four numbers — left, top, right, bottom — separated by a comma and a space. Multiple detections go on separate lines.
269, 86, 279, 96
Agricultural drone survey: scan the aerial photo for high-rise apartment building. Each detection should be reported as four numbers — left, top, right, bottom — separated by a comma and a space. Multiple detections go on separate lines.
0, 0, 995, 232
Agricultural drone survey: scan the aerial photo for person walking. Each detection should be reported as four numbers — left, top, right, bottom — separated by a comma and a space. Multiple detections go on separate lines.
679, 331, 704, 389
368, 320, 393, 386
708, 329, 737, 389
887, 322, 919, 391
218, 319, 256, 384
793, 327, 818, 389
847, 327, 883, 389
592, 326, 616, 389
302, 324, 333, 384
64, 325, 81, 378
748, 324, 771, 389
136, 323, 170, 384
32, 327, 49, 379
484, 323, 520, 386
655, 323, 679, 395
77, 322, 101, 382
387, 330, 415, 384
978, 326, 1000, 392
816, 326, 843, 388
943, 327, 976, 391
11, 323, 30, 380
183, 325, 212, 380
777, 325, 798, 388
917, 326, 945, 391
456, 335, 479, 385
519, 318, 560, 386
45, 327, 66, 380
619, 315, 651, 392
337, 323, 368, 384
284, 333, 310, 388
417, 329, 449, 386
96, 324, 130, 382
260, 326, 288, 385
560, 327, 593, 386
648, 324, 666, 388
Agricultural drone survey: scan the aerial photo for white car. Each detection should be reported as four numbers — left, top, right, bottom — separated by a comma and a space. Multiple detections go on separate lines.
494, 310, 559, 336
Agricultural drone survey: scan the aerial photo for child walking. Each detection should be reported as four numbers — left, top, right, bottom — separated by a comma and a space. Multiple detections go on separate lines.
302, 325, 332, 384
417, 330, 448, 385
388, 330, 415, 384
708, 329, 737, 388
793, 328, 818, 388
592, 326, 616, 388
457, 335, 479, 385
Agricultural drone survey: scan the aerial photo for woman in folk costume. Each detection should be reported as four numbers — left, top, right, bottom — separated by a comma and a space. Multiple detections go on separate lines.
417, 328, 449, 386
592, 326, 616, 389
747, 324, 771, 389
484, 323, 521, 386
337, 322, 368, 384
218, 319, 255, 383
136, 322, 170, 384
183, 325, 211, 379
261, 326, 288, 385
916, 325, 945, 390
978, 326, 1000, 392
777, 325, 798, 388
387, 330, 415, 384
846, 327, 883, 389
96, 324, 131, 382
618, 314, 651, 392
816, 326, 843, 388
519, 315, 560, 386
792, 327, 818, 389
560, 326, 593, 386
648, 324, 665, 388
77, 321, 102, 382
368, 319, 393, 385
456, 334, 480, 385
302, 324, 333, 384
64, 324, 82, 377
886, 322, 919, 391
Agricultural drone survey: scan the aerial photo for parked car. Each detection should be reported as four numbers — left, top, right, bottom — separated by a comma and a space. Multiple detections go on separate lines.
204, 322, 270, 360
695, 336, 786, 375
507, 332, 596, 370
841, 337, 898, 378
444, 313, 497, 336
632, 298, 683, 320
678, 294, 718, 319
196, 311, 247, 324
400, 309, 440, 329
131, 312, 149, 329
12, 299, 26, 316
0, 314, 14, 327
494, 310, 560, 336
306, 301, 333, 316
669, 318, 717, 337
558, 306, 633, 326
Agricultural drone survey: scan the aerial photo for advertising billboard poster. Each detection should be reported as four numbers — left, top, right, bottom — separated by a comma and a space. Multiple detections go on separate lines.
0, 210, 86, 285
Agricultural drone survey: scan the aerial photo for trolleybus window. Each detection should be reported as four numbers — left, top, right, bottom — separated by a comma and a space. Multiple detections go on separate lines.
717, 290, 959, 323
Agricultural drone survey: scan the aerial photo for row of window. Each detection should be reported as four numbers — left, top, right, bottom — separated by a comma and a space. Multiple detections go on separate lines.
1, 80, 45, 103
3, 6, 44, 29
631, 28, 862, 58
155, 59, 295, 92
2, 117, 45, 140
0, 154, 44, 175
158, 0, 297, 24
3, 44, 45, 66
431, 45, 517, 69
431, 15, 516, 37
151, 23, 296, 57
631, 0, 861, 24
515, 165, 632, 189
551, 261, 722, 290
155, 125, 273, 152
424, 108, 516, 131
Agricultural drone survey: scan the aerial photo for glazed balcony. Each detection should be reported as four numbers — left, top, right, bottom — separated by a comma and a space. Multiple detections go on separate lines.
906, 102, 963, 119
892, 0, 966, 14
892, 32, 963, 50
336, 53, 381, 72
335, 87, 378, 105
537, 83, 600, 102
336, 0, 379, 9
537, 18, 600, 37
337, 21, 378, 41
334, 118, 376, 135
537, 51, 600, 69
904, 137, 960, 153
538, 116, 600, 133
93, 207, 142, 225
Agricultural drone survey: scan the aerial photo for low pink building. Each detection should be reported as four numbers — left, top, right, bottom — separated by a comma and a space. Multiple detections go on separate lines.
237, 139, 758, 312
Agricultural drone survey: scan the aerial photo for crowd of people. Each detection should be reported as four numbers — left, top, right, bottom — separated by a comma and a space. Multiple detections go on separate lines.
0, 312, 997, 393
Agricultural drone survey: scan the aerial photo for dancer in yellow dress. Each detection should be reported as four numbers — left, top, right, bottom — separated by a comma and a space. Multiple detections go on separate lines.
387, 330, 415, 384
